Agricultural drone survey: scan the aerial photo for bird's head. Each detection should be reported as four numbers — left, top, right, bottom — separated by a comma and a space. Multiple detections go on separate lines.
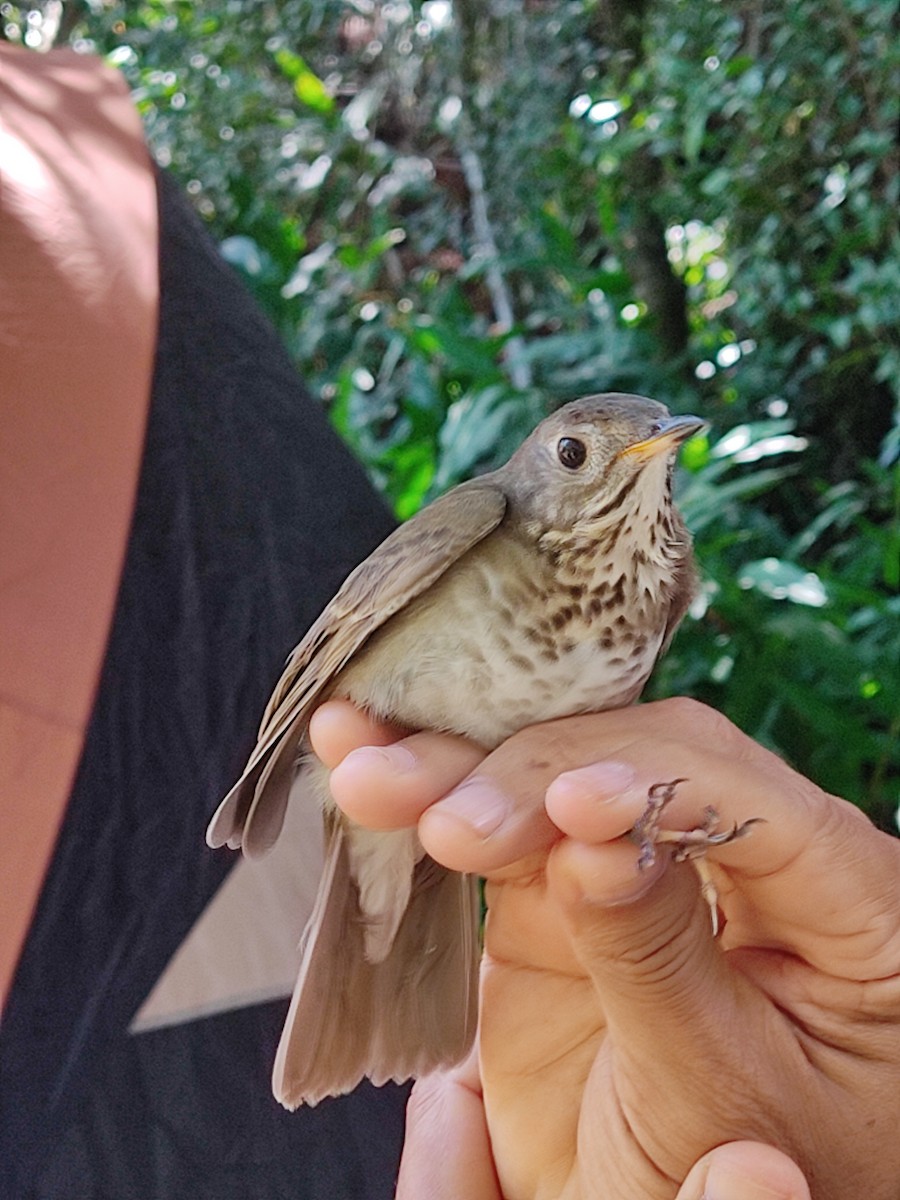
504, 393, 706, 541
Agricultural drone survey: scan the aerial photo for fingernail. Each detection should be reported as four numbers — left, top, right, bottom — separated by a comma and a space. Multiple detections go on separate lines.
702, 1164, 796, 1200
434, 777, 511, 836
552, 761, 637, 803
344, 744, 418, 773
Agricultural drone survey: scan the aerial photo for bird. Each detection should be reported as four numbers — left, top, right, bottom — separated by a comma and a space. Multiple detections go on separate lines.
208, 391, 710, 1109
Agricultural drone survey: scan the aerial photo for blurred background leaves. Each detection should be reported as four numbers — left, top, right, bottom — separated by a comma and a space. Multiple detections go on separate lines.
5, 0, 897, 825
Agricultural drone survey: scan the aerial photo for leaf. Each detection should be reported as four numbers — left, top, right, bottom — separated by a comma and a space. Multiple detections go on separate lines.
273, 48, 334, 113
683, 107, 708, 164
294, 70, 334, 113
700, 167, 731, 196
679, 467, 794, 532
431, 389, 519, 494
738, 559, 829, 607
219, 235, 271, 278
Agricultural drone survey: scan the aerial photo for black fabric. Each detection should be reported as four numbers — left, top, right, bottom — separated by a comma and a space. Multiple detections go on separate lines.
0, 170, 404, 1199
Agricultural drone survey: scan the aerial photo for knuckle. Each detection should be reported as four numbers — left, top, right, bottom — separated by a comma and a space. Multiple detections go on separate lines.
659, 696, 740, 746
502, 716, 591, 773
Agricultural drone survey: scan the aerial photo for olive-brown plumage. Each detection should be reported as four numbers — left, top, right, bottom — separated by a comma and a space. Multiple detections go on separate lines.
207, 392, 705, 1108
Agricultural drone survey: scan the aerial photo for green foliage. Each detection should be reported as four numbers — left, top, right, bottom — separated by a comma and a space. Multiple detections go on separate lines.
8, 0, 896, 823
653, 424, 899, 829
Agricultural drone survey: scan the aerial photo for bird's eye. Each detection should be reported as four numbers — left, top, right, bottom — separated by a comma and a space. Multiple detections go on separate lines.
556, 437, 588, 470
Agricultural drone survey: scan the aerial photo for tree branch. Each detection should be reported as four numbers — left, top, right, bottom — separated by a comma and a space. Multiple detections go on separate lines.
592, 0, 690, 361
452, 0, 532, 393
457, 142, 532, 392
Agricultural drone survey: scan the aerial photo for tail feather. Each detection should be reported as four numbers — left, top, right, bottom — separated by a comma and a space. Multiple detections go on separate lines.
369, 858, 479, 1085
273, 828, 479, 1109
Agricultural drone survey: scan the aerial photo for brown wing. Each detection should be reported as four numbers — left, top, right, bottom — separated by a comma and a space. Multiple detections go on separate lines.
206, 480, 507, 857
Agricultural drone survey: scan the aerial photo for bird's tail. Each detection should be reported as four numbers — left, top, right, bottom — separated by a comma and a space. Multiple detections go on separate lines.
273, 824, 480, 1109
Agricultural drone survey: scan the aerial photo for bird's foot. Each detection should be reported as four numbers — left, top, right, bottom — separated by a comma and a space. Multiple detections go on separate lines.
629, 779, 763, 936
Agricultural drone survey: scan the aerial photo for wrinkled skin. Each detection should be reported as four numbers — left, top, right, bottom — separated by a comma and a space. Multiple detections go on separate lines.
311, 697, 900, 1200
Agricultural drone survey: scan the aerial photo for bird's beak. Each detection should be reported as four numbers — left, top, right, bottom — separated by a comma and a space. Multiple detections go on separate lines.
619, 415, 707, 462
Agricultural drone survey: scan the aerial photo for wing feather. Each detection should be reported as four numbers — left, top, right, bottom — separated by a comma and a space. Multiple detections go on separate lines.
206, 481, 507, 854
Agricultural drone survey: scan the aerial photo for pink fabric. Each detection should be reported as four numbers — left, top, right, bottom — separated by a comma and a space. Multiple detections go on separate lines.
0, 46, 158, 1005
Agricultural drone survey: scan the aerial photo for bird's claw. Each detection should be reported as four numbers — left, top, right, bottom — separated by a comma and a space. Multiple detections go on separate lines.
629, 779, 763, 936
629, 778, 688, 870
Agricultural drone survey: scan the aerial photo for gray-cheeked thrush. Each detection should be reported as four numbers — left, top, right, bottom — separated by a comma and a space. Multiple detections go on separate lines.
208, 392, 721, 1108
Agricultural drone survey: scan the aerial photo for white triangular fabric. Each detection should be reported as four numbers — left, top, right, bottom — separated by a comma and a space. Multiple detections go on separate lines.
131, 773, 323, 1031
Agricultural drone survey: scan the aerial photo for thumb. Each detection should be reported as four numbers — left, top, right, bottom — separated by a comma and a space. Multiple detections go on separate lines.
545, 762, 746, 1078
677, 1142, 812, 1200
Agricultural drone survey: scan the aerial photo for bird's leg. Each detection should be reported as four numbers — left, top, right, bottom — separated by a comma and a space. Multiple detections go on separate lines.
629, 780, 763, 936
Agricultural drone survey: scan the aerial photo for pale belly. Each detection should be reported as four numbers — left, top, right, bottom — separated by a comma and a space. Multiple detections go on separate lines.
321, 537, 670, 937
336, 546, 666, 749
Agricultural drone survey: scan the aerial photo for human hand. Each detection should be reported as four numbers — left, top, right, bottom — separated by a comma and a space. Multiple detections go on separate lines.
310, 698, 900, 1199
399, 1050, 812, 1200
